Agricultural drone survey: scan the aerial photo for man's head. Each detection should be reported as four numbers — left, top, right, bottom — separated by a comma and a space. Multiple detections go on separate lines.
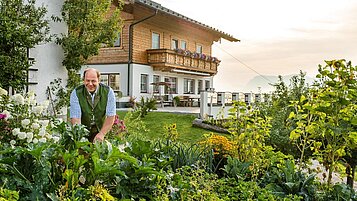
83, 68, 101, 93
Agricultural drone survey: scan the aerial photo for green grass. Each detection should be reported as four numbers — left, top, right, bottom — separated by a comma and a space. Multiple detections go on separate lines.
117, 110, 220, 143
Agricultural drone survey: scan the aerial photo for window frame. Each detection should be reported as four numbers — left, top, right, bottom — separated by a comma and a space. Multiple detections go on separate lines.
164, 76, 177, 94
184, 78, 195, 94
180, 40, 187, 50
171, 38, 179, 50
152, 32, 160, 49
196, 44, 202, 54
153, 75, 160, 93
140, 74, 149, 93
113, 32, 121, 47
100, 73, 121, 98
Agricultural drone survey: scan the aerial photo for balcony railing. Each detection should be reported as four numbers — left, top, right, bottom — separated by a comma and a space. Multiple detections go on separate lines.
147, 49, 221, 76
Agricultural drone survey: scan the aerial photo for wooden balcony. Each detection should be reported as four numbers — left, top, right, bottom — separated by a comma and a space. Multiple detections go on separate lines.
146, 49, 220, 76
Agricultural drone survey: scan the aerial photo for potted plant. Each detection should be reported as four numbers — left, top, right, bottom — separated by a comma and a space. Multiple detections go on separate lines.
173, 96, 180, 107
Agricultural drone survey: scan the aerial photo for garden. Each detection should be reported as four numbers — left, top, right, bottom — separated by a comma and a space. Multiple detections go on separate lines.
1, 59, 357, 200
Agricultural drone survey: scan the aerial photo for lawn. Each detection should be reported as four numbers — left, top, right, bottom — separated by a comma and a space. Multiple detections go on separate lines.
117, 110, 221, 143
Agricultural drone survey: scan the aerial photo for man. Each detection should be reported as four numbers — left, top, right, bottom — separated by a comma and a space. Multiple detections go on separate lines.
70, 68, 116, 142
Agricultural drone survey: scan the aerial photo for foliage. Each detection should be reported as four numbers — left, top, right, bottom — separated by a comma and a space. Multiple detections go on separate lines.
261, 160, 317, 200
135, 97, 158, 117
227, 101, 272, 179
289, 60, 357, 186
0, 0, 50, 91
163, 123, 179, 141
53, 0, 123, 109
0, 187, 19, 201
258, 72, 309, 158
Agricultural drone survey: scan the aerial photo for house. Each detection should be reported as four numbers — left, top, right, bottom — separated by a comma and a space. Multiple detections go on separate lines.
85, 0, 239, 107
26, 0, 238, 109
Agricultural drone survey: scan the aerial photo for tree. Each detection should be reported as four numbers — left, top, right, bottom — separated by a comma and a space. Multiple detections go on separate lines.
54, 0, 122, 108
0, 0, 49, 92
290, 60, 357, 187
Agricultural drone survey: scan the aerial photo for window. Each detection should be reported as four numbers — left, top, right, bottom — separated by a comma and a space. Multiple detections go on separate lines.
164, 77, 177, 94
196, 44, 202, 54
140, 74, 148, 93
153, 75, 160, 93
171, 39, 179, 50
205, 80, 210, 90
198, 80, 203, 93
113, 32, 121, 47
152, 32, 160, 49
184, 78, 195, 94
181, 40, 187, 50
100, 73, 120, 97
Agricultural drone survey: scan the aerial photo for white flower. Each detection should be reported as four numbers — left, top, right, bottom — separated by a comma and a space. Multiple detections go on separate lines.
79, 175, 86, 184
21, 119, 31, 127
38, 128, 46, 136
18, 132, 27, 140
31, 123, 40, 130
26, 132, 33, 140
0, 87, 8, 96
52, 136, 60, 143
39, 138, 47, 143
33, 138, 38, 144
33, 106, 44, 115
39, 120, 49, 127
80, 137, 88, 142
12, 94, 24, 105
12, 128, 20, 136
1, 110, 11, 120
10, 140, 16, 146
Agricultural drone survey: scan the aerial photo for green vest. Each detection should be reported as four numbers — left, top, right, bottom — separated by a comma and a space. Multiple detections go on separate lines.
76, 83, 109, 131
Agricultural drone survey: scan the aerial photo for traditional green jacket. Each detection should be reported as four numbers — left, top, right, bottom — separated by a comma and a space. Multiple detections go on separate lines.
76, 83, 109, 131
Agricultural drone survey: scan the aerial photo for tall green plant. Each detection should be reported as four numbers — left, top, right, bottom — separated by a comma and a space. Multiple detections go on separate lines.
289, 60, 357, 187
0, 0, 49, 91
54, 0, 122, 107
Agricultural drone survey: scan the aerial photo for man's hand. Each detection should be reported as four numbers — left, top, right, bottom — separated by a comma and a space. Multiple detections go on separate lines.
94, 132, 105, 142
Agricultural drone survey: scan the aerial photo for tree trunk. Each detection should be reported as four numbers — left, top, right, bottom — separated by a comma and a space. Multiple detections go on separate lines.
346, 164, 355, 188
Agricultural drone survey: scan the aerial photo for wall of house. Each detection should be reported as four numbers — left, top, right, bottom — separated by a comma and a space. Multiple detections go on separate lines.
29, 0, 67, 108
132, 22, 213, 64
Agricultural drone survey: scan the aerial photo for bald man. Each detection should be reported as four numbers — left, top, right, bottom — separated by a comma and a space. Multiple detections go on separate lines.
70, 68, 116, 142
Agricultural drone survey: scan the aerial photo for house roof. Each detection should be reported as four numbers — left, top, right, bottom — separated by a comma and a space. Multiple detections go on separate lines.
134, 0, 239, 42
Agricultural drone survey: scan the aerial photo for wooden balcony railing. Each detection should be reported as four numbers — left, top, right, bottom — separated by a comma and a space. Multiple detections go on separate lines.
147, 49, 221, 76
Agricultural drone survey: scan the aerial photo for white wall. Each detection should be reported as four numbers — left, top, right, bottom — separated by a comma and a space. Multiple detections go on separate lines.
29, 0, 67, 103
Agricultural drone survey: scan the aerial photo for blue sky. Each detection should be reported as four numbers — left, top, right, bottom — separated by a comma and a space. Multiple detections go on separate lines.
154, 0, 357, 92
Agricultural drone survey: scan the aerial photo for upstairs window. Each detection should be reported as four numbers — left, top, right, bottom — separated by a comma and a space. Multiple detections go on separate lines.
152, 32, 160, 49
171, 39, 179, 50
181, 40, 187, 50
113, 32, 121, 47
196, 44, 202, 54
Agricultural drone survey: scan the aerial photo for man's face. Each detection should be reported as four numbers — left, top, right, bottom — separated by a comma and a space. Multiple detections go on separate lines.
84, 70, 99, 93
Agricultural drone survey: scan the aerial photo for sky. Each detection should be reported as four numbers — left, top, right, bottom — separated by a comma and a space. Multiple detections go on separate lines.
153, 0, 357, 92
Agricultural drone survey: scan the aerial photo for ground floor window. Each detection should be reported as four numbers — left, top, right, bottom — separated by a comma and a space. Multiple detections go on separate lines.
164, 76, 177, 94
205, 80, 210, 91
198, 80, 203, 93
184, 78, 195, 94
100, 73, 121, 97
140, 74, 148, 93
153, 75, 160, 93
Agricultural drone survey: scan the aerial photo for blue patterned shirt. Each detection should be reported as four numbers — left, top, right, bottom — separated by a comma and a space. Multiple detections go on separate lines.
70, 85, 116, 119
